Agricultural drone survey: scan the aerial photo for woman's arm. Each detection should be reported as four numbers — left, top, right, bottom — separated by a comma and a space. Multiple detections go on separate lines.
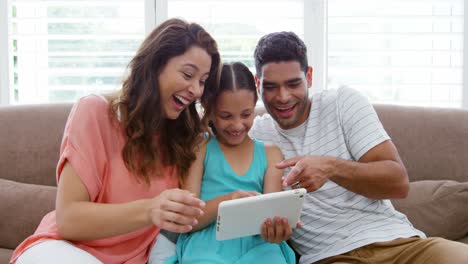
55, 162, 205, 241
181, 140, 207, 198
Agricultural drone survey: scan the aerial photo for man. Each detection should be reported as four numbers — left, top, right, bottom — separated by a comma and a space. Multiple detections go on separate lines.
250, 31, 468, 264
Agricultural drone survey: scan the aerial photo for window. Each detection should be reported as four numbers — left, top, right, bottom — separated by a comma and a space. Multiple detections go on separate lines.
1, 0, 466, 108
168, 0, 304, 73
328, 0, 464, 107
7, 0, 145, 104
4, 0, 303, 104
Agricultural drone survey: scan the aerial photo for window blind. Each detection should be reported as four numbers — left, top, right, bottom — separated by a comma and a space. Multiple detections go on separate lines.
328, 0, 463, 107
9, 0, 145, 104
168, 0, 304, 74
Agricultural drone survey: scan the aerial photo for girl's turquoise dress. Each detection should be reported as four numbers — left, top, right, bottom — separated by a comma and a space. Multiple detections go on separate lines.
166, 136, 296, 264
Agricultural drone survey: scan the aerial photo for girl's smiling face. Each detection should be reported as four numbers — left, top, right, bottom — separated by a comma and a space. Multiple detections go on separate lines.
212, 89, 256, 147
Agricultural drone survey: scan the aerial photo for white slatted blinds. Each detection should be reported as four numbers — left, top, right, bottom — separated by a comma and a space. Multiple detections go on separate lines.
168, 0, 304, 73
328, 0, 464, 107
9, 0, 145, 104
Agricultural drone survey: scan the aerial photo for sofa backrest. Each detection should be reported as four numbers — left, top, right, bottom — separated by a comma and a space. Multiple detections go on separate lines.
1, 103, 467, 186
374, 104, 468, 183
0, 103, 73, 186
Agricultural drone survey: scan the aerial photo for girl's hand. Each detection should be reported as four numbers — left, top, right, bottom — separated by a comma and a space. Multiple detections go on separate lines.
261, 218, 301, 244
229, 190, 260, 200
149, 189, 205, 233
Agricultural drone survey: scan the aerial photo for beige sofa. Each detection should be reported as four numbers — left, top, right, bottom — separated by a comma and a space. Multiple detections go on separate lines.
1, 103, 468, 263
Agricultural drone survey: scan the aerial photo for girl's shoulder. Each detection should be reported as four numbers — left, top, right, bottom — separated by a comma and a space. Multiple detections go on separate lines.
264, 142, 282, 156
255, 140, 283, 162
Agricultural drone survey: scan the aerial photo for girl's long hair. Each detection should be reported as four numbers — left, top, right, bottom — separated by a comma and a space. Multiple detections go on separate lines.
110, 18, 220, 184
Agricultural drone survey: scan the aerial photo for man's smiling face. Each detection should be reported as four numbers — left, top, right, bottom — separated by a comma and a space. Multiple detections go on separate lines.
257, 61, 312, 129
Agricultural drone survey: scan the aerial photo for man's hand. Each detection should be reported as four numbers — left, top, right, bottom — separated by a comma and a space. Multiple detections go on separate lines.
277, 156, 336, 192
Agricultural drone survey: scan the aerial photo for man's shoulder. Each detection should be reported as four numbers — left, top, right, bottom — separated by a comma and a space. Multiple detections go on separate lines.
314, 86, 361, 103
312, 87, 369, 117
250, 113, 277, 139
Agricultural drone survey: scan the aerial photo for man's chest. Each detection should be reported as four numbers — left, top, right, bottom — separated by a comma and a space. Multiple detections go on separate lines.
269, 130, 350, 160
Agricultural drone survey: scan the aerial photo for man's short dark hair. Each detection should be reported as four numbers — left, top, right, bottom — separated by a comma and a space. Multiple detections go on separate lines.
254, 31, 308, 77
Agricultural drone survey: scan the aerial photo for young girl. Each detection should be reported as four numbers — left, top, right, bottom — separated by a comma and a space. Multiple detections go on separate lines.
163, 62, 296, 263
11, 18, 220, 264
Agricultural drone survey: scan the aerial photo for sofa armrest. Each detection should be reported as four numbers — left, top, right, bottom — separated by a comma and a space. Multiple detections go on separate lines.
0, 179, 56, 249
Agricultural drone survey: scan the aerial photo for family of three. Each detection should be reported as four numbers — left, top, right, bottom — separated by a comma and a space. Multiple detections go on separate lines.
10, 18, 468, 264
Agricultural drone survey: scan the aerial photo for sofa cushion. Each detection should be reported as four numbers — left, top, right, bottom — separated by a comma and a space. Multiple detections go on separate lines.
0, 248, 13, 264
457, 236, 468, 245
375, 105, 468, 183
0, 103, 72, 186
0, 178, 56, 249
391, 180, 468, 240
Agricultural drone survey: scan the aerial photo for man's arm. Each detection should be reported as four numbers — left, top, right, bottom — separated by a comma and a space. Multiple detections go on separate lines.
280, 140, 409, 200
331, 140, 409, 199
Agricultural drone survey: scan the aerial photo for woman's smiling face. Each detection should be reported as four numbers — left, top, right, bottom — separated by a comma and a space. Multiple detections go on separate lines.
158, 45, 212, 120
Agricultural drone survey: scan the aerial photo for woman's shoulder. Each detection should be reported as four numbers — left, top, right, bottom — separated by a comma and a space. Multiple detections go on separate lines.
76, 94, 110, 110
68, 94, 115, 130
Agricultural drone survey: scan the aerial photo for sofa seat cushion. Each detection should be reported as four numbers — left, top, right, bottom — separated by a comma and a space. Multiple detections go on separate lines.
392, 180, 468, 240
457, 236, 468, 245
0, 179, 56, 250
0, 248, 13, 264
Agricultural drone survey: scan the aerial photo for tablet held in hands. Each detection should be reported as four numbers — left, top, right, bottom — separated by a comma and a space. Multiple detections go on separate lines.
216, 188, 306, 240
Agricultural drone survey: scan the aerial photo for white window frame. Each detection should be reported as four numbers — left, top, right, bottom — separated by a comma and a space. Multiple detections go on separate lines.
152, 0, 328, 92
0, 0, 10, 104
305, 0, 327, 93
145, 0, 157, 34
1, 0, 467, 108
464, 1, 468, 108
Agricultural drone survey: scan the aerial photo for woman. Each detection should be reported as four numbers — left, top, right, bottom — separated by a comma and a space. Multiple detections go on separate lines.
11, 18, 220, 264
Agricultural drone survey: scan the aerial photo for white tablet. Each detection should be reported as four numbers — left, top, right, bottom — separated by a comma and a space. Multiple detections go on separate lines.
216, 188, 306, 241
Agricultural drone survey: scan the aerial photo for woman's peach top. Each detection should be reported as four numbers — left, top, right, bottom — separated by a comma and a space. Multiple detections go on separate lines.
11, 95, 179, 264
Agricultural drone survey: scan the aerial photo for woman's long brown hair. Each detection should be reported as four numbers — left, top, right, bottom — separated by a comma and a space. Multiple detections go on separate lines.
110, 18, 220, 184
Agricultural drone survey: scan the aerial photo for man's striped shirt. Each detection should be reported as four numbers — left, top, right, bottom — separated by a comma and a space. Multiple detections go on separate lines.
250, 87, 425, 264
